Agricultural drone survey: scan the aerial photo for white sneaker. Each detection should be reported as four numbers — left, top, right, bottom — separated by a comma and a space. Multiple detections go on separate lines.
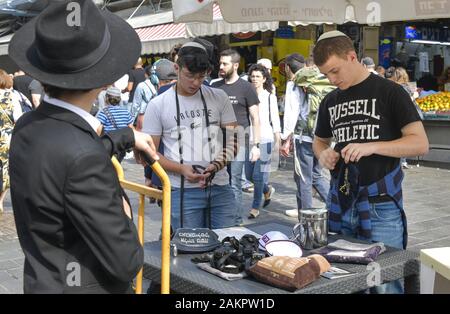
285, 209, 299, 218
124, 151, 134, 160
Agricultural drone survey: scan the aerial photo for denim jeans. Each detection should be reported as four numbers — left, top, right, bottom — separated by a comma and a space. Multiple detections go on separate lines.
170, 185, 236, 230
245, 142, 273, 209
294, 139, 330, 211
341, 201, 406, 294
230, 142, 249, 225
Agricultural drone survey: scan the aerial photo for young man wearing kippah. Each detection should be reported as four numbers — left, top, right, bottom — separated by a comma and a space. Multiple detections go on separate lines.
142, 42, 238, 230
312, 31, 429, 293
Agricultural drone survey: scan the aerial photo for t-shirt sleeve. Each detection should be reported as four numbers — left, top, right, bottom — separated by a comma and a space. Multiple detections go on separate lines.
270, 94, 281, 133
389, 83, 421, 129
314, 92, 334, 139
29, 80, 43, 95
127, 112, 134, 125
142, 98, 163, 136
128, 70, 135, 83
246, 83, 260, 107
97, 111, 107, 125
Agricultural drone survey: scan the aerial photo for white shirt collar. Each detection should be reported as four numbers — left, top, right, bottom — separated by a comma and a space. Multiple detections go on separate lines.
44, 95, 101, 132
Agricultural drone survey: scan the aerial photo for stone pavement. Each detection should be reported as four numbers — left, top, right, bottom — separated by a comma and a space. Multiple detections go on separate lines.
1, 157, 450, 293
0, 212, 23, 294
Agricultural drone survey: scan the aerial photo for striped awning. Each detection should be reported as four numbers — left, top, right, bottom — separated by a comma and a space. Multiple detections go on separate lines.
135, 4, 278, 55
135, 22, 189, 54
134, 4, 224, 55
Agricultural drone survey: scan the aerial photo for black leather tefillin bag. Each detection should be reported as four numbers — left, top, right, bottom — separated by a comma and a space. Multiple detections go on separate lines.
205, 234, 265, 274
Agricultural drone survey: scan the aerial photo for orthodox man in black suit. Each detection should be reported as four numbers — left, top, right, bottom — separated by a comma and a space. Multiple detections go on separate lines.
8, 0, 159, 293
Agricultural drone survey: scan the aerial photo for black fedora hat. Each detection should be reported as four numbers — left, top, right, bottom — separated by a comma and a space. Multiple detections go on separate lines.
8, 0, 141, 90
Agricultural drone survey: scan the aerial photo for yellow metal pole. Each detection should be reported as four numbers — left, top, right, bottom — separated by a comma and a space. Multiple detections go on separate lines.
111, 156, 171, 294
112, 157, 124, 180
151, 162, 171, 294
135, 194, 146, 294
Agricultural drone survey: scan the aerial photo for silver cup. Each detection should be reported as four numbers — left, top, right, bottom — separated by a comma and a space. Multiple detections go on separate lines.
292, 208, 328, 250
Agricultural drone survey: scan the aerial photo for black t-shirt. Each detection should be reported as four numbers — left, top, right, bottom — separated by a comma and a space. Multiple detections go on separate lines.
128, 68, 146, 102
315, 73, 421, 185
13, 75, 33, 101
211, 78, 259, 128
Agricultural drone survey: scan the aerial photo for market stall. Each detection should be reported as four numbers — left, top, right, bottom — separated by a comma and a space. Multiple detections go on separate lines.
142, 220, 421, 294
379, 21, 450, 163
417, 92, 450, 163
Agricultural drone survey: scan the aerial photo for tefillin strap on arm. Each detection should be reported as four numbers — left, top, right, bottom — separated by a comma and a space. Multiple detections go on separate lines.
209, 126, 238, 172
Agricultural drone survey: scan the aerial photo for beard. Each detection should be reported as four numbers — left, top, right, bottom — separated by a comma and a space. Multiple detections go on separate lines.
220, 68, 234, 80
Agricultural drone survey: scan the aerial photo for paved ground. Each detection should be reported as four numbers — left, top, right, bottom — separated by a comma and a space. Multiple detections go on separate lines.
1, 157, 450, 293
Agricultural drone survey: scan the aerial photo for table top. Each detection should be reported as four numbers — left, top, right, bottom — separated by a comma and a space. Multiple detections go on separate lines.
143, 221, 420, 294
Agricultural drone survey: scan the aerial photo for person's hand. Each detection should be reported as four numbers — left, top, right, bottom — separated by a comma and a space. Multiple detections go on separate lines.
122, 196, 132, 219
319, 147, 340, 170
180, 164, 205, 183
273, 138, 281, 155
136, 114, 144, 131
250, 146, 260, 162
273, 133, 281, 152
280, 138, 291, 157
198, 164, 217, 188
340, 143, 377, 164
132, 130, 159, 164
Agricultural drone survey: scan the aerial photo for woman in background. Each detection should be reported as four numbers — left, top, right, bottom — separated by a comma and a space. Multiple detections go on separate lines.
0, 69, 23, 212
389, 67, 423, 169
246, 64, 281, 219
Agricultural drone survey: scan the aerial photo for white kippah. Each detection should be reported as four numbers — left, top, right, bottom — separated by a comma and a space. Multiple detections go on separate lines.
317, 30, 350, 42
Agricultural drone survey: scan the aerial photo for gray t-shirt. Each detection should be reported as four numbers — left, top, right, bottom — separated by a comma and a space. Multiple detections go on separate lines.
211, 78, 259, 128
29, 79, 44, 98
142, 85, 237, 188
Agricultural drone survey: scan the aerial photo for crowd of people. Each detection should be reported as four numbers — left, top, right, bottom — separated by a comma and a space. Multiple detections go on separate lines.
3, 0, 430, 294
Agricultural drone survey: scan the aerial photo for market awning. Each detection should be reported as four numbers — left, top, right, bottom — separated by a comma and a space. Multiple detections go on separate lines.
185, 4, 279, 38
173, 0, 450, 24
134, 4, 279, 54
136, 23, 189, 54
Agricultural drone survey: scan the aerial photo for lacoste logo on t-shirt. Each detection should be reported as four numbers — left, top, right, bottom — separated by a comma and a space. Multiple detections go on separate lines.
190, 122, 201, 129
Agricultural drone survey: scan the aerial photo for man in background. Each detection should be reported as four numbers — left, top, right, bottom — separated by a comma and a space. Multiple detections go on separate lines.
212, 49, 261, 222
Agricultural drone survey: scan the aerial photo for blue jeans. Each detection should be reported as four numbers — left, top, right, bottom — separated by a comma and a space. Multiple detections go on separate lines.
245, 142, 273, 209
341, 201, 405, 294
230, 141, 250, 225
294, 139, 329, 210
170, 185, 236, 229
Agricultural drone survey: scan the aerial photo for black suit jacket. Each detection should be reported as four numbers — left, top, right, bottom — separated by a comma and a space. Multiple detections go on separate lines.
9, 102, 143, 294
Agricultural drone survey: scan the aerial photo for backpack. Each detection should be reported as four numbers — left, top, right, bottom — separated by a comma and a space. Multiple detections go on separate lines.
293, 67, 336, 138
143, 80, 157, 104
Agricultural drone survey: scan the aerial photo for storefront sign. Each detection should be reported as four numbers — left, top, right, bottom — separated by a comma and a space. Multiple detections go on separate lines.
406, 24, 450, 42
229, 32, 262, 47
415, 0, 450, 15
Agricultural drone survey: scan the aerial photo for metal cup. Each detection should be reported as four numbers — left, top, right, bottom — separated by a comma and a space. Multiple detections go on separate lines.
292, 208, 328, 250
